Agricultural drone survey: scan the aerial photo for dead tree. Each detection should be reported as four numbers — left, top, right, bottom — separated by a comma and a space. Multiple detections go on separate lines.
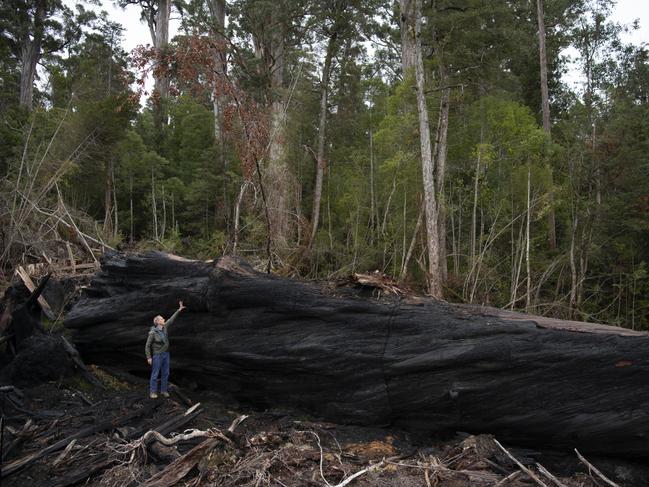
65, 251, 649, 459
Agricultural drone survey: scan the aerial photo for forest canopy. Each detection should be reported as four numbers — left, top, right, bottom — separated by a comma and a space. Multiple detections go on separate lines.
2, 0, 649, 329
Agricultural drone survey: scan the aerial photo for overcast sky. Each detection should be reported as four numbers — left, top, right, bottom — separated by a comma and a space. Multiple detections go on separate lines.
77, 1, 649, 51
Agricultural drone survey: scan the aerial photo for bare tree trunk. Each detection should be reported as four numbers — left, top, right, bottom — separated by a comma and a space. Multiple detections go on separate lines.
264, 16, 292, 249
112, 162, 119, 238
511, 215, 526, 309
400, 202, 424, 280
525, 163, 532, 311
308, 33, 337, 250
171, 192, 175, 232
161, 185, 167, 239
208, 0, 228, 232
19, 0, 47, 111
129, 174, 134, 244
103, 159, 114, 236
381, 173, 397, 235
151, 167, 158, 241
409, 0, 442, 297
208, 0, 227, 142
434, 85, 450, 282
470, 148, 481, 279
232, 181, 249, 255
399, 0, 417, 73
537, 0, 551, 135
153, 0, 171, 100
536, 0, 557, 250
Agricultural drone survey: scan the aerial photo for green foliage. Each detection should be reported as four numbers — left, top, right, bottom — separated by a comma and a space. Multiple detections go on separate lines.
2, 0, 649, 329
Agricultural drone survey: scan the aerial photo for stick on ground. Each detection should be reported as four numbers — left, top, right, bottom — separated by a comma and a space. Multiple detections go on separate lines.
493, 439, 548, 487
575, 449, 621, 487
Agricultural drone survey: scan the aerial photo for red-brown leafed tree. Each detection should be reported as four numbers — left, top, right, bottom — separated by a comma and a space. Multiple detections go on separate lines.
132, 36, 274, 270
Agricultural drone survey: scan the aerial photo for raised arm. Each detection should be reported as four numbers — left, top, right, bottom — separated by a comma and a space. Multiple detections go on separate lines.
165, 301, 186, 329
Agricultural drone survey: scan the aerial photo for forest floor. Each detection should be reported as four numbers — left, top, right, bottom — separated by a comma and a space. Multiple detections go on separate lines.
0, 365, 645, 487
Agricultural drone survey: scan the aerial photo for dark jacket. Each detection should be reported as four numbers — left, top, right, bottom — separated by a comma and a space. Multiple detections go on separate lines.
145, 309, 181, 359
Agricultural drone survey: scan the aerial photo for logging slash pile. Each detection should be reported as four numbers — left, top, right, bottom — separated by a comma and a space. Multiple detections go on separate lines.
0, 252, 648, 486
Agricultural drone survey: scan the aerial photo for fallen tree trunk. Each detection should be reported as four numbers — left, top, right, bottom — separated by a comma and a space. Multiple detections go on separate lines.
65, 251, 649, 458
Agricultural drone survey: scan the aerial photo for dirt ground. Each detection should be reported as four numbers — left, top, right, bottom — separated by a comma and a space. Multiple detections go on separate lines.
1, 366, 646, 487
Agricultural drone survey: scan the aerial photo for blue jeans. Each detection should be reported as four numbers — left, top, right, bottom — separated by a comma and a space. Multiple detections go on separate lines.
150, 352, 170, 394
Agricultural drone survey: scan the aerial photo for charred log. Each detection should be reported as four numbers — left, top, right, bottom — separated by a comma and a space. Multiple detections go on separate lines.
65, 251, 649, 458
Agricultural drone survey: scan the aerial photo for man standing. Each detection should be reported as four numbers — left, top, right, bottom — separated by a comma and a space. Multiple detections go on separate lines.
146, 300, 186, 398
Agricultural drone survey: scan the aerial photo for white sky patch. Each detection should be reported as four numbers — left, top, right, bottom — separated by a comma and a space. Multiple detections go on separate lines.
63, 0, 180, 97
61, 1, 648, 101
562, 0, 649, 92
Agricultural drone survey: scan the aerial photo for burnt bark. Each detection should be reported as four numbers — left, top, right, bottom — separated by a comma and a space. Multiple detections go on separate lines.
64, 251, 649, 459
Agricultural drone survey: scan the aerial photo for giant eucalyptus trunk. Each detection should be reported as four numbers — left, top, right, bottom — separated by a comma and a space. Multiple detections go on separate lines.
65, 251, 649, 460
153, 0, 171, 99
19, 0, 47, 111
257, 12, 291, 250
399, 0, 417, 73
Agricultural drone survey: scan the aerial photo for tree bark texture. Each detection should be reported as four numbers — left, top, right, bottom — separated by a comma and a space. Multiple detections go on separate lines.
309, 33, 337, 250
19, 0, 47, 111
536, 0, 557, 250
65, 251, 649, 459
153, 0, 171, 99
208, 0, 226, 143
399, 0, 417, 73
257, 11, 291, 248
409, 0, 443, 298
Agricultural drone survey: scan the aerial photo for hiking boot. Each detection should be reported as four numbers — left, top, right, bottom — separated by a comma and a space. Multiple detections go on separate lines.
150, 392, 158, 399
161, 391, 170, 398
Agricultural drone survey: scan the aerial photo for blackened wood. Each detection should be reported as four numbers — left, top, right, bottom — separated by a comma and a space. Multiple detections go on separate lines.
140, 437, 220, 487
60, 336, 105, 389
65, 251, 649, 458
2, 399, 160, 478
41, 458, 115, 487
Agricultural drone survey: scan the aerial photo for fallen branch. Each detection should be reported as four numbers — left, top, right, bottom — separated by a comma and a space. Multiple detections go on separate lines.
14, 267, 55, 320
138, 412, 245, 487
575, 449, 620, 487
51, 439, 77, 467
536, 462, 567, 487
142, 428, 217, 446
139, 437, 221, 487
494, 470, 521, 486
331, 460, 384, 487
228, 414, 248, 432
127, 403, 202, 442
493, 439, 548, 487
